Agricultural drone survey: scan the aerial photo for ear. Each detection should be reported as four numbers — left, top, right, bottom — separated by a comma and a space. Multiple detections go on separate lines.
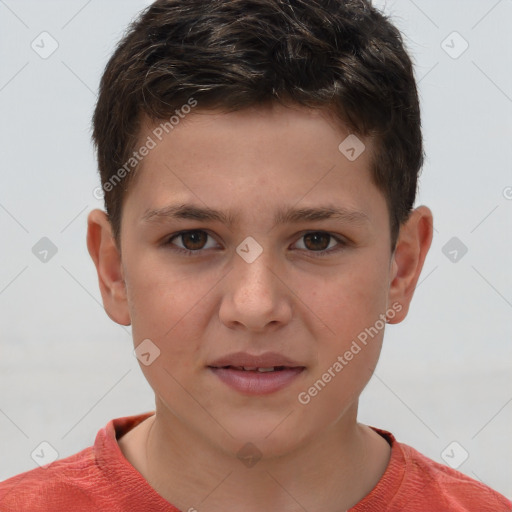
86, 209, 131, 326
387, 205, 433, 324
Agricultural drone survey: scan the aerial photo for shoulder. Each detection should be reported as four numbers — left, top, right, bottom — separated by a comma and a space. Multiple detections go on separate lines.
0, 446, 107, 511
354, 428, 512, 512
396, 441, 512, 512
0, 413, 166, 512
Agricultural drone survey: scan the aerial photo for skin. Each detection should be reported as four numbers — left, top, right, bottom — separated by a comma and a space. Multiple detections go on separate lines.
87, 103, 433, 512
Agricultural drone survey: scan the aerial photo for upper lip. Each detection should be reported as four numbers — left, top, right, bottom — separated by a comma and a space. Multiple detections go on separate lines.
208, 352, 305, 368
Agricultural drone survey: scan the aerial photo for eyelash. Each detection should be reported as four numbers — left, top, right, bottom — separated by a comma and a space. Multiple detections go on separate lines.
163, 230, 348, 258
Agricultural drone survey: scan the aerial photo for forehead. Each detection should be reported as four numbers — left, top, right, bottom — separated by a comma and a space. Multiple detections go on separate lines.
123, 104, 383, 225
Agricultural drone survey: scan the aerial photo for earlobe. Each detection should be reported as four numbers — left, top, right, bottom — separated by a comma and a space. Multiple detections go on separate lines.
387, 206, 433, 324
86, 209, 131, 326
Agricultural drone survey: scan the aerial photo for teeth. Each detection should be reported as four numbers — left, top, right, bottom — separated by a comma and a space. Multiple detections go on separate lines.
225, 366, 281, 372
231, 366, 277, 372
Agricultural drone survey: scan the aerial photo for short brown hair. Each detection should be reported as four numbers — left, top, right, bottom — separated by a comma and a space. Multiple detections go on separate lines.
92, 0, 423, 251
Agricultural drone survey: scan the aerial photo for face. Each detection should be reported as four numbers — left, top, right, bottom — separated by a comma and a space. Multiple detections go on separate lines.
94, 104, 424, 458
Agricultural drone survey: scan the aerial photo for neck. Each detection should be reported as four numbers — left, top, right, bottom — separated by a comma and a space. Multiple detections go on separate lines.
125, 402, 391, 512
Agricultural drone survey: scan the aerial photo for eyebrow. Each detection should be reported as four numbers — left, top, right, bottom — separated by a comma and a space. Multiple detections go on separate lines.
141, 203, 370, 229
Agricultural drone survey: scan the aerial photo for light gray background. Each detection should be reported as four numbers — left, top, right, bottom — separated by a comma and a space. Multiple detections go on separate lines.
1, 0, 511, 501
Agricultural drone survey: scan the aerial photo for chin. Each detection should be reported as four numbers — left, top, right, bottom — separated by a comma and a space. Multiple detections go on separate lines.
213, 414, 314, 460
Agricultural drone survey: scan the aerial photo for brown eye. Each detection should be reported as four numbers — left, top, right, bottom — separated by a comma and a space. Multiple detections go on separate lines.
166, 230, 218, 255
293, 231, 346, 257
302, 232, 331, 251
180, 231, 208, 250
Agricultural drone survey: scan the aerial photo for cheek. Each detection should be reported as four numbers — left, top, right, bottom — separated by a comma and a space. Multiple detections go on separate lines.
297, 255, 390, 340
296, 346, 379, 432
126, 259, 199, 329
126, 267, 208, 405
296, 308, 386, 431
124, 261, 216, 371
295, 252, 389, 408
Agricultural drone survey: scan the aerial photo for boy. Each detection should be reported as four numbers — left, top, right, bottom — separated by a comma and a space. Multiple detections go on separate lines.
1, 0, 510, 510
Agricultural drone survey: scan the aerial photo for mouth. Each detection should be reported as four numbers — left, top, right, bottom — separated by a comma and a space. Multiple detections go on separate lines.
209, 365, 295, 373
207, 353, 306, 395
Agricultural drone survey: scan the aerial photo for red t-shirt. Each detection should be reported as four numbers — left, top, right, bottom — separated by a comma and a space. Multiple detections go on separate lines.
0, 412, 510, 511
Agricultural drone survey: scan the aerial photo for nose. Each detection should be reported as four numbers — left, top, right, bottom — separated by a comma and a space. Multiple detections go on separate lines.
218, 246, 292, 332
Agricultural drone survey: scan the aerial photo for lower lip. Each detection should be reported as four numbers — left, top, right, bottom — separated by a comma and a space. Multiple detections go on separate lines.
208, 367, 305, 395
